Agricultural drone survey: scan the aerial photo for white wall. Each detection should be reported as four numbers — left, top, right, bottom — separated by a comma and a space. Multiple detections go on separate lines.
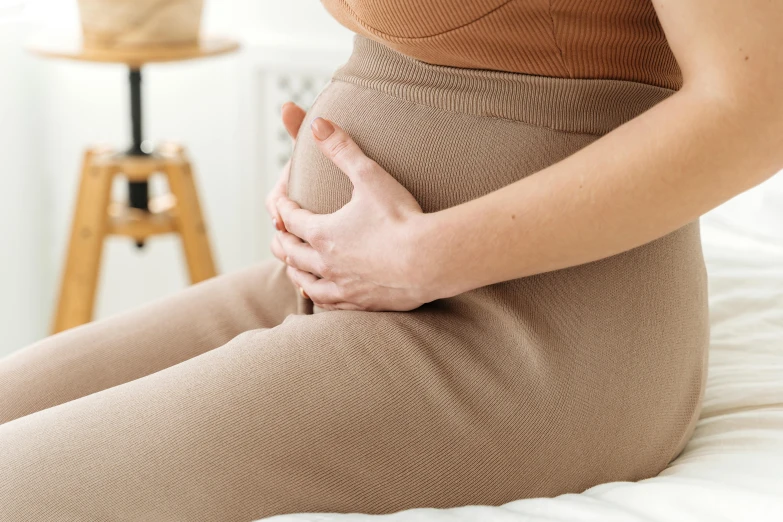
0, 0, 352, 357
0, 12, 48, 352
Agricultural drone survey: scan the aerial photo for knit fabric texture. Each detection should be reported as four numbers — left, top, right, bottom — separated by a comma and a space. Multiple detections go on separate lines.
287, 33, 708, 498
322, 0, 682, 90
0, 35, 708, 522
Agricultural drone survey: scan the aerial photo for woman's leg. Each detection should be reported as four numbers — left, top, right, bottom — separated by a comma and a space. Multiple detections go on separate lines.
0, 290, 696, 521
0, 260, 297, 425
0, 306, 558, 521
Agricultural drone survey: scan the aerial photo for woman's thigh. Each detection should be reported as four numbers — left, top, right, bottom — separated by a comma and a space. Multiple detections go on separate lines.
0, 307, 544, 522
0, 260, 297, 425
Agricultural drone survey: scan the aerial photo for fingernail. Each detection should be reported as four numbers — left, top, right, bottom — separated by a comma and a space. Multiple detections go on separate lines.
311, 117, 335, 141
274, 217, 285, 231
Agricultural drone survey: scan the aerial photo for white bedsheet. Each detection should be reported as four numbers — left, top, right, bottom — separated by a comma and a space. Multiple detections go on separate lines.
263, 216, 783, 522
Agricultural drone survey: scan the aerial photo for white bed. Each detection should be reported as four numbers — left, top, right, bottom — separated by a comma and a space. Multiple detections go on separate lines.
262, 202, 783, 522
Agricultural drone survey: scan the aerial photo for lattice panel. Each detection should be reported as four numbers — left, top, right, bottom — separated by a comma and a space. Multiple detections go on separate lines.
263, 72, 332, 172
250, 49, 349, 262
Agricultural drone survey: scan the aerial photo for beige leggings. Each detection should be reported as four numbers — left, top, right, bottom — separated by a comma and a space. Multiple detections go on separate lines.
0, 39, 708, 520
1, 260, 559, 521
0, 262, 307, 520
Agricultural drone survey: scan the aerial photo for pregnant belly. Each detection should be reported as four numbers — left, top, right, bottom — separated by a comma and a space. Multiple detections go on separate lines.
286, 37, 676, 215
285, 39, 707, 364
287, 79, 597, 216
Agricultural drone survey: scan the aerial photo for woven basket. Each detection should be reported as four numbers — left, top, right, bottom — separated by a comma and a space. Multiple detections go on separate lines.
77, 0, 204, 49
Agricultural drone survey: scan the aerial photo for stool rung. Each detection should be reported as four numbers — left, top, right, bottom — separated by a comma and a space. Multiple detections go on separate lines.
107, 205, 178, 240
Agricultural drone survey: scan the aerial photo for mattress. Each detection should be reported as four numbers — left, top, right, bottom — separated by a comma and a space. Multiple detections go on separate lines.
262, 211, 783, 522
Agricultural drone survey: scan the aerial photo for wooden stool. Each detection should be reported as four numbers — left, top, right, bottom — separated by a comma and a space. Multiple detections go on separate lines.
28, 36, 240, 333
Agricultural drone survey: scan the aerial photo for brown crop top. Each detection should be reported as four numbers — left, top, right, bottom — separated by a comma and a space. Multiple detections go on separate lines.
321, 0, 682, 90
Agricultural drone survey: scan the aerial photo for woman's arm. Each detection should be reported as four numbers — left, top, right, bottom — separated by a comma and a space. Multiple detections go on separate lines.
276, 0, 783, 311
421, 0, 783, 297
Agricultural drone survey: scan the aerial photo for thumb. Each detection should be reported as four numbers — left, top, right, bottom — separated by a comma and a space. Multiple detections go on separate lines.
282, 102, 306, 141
311, 117, 377, 187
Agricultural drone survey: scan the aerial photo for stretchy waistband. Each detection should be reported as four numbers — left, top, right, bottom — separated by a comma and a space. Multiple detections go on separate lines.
333, 36, 676, 136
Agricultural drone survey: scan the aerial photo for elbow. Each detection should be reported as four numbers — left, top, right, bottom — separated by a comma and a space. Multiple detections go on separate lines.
681, 59, 783, 133
679, 66, 783, 180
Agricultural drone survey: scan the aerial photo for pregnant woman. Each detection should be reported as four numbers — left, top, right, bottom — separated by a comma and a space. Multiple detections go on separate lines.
2, 1, 782, 520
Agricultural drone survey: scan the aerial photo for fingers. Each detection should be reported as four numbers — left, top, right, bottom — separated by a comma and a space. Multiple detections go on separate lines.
277, 235, 345, 307
324, 302, 364, 312
276, 196, 326, 245
276, 230, 354, 308
281, 102, 307, 141
267, 101, 305, 229
310, 117, 377, 186
265, 196, 276, 227
266, 159, 291, 230
277, 232, 324, 277
270, 232, 287, 263
286, 266, 343, 305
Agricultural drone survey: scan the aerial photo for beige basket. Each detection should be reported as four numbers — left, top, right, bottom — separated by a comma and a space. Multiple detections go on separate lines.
77, 0, 204, 49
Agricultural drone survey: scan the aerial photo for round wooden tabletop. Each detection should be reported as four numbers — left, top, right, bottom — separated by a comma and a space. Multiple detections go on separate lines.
27, 34, 240, 68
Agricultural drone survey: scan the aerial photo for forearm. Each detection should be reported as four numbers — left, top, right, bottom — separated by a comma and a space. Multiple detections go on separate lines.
418, 85, 783, 299
275, 0, 783, 313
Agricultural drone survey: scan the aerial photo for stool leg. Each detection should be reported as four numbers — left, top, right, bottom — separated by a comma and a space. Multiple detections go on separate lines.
164, 155, 218, 284
52, 150, 115, 333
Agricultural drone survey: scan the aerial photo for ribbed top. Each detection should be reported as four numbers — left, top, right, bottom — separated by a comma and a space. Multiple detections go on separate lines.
334, 36, 675, 136
322, 0, 682, 90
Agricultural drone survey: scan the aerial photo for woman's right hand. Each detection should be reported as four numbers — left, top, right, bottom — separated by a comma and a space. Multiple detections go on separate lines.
265, 102, 307, 231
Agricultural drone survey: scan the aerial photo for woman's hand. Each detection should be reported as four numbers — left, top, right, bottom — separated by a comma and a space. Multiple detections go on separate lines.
278, 0, 783, 305
267, 102, 311, 290
275, 117, 439, 312
265, 102, 306, 232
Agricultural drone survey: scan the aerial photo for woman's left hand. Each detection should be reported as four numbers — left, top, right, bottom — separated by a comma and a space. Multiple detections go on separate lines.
274, 117, 437, 312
